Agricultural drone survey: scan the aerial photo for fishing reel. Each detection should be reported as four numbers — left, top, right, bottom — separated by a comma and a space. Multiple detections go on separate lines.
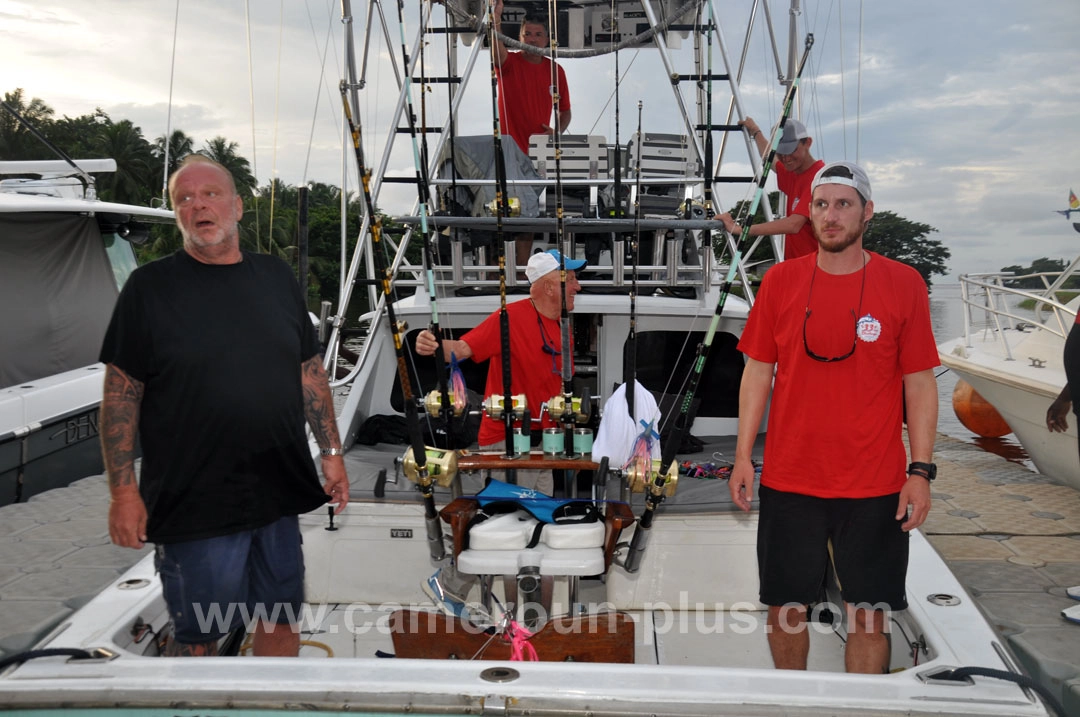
677, 198, 708, 220
400, 446, 458, 488
423, 389, 467, 418
482, 393, 527, 420
546, 394, 592, 424
485, 197, 521, 217
625, 458, 680, 497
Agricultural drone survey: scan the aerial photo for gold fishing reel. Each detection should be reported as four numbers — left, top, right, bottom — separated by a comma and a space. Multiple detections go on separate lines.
546, 394, 591, 424
401, 446, 458, 488
626, 458, 679, 497
423, 389, 467, 417
486, 197, 521, 217
482, 393, 527, 420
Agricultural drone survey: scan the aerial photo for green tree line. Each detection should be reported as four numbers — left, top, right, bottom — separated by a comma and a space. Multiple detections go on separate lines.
2, 88, 365, 308
999, 257, 1080, 290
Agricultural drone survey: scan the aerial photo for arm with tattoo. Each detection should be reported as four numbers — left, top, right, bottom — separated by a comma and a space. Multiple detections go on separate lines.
101, 364, 149, 547
301, 356, 350, 511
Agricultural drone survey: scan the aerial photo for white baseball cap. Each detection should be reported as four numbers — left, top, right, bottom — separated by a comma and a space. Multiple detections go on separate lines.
525, 249, 586, 283
811, 161, 872, 202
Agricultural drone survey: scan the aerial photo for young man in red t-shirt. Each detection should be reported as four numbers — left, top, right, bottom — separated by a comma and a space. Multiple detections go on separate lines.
718, 118, 824, 260
492, 0, 571, 272
729, 162, 939, 675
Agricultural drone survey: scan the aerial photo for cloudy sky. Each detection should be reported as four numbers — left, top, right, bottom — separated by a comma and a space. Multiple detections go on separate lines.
3, 0, 1078, 281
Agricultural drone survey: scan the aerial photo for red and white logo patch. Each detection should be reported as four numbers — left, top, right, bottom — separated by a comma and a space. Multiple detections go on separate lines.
856, 314, 882, 343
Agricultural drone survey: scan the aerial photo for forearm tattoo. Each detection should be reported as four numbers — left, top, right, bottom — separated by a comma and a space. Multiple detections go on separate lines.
301, 356, 341, 448
101, 365, 144, 490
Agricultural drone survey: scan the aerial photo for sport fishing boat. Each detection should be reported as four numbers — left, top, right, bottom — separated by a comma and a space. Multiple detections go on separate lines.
937, 242, 1080, 492
0, 159, 174, 507
0, 1, 1062, 715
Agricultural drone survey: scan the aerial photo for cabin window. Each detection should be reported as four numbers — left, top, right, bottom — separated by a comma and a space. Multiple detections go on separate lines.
102, 231, 140, 289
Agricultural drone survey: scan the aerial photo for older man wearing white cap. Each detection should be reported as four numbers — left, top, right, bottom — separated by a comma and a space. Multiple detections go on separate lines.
729, 161, 939, 675
415, 248, 585, 494
718, 117, 825, 260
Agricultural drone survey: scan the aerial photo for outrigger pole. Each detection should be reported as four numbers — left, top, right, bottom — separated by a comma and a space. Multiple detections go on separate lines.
339, 89, 446, 562
623, 33, 815, 574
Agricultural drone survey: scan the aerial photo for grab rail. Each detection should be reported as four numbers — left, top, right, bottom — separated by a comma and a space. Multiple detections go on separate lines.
957, 272, 1077, 362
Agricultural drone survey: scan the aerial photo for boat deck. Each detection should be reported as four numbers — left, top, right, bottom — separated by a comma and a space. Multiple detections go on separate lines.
1, 433, 1078, 710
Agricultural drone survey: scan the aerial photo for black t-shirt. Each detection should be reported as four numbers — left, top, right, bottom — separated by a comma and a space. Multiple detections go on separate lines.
100, 250, 328, 542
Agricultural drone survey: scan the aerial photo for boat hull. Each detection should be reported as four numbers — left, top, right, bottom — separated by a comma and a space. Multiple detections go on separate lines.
939, 337, 1080, 491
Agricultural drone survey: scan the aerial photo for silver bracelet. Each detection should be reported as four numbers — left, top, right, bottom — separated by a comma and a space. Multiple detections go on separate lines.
320, 447, 344, 457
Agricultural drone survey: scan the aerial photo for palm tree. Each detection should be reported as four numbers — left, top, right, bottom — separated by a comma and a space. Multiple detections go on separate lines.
92, 120, 155, 205
152, 129, 194, 198
241, 179, 297, 258
199, 136, 257, 197
1, 89, 55, 159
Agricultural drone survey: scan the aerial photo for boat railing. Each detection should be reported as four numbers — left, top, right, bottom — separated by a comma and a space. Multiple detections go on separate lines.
958, 271, 1078, 361
384, 214, 720, 294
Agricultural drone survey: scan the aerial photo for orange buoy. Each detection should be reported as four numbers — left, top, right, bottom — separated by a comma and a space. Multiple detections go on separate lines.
952, 379, 1011, 438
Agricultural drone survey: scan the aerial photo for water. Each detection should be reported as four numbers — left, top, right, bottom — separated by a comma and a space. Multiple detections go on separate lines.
929, 283, 1035, 470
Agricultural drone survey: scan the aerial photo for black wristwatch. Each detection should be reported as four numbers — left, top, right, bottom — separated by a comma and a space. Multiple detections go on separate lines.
907, 461, 936, 482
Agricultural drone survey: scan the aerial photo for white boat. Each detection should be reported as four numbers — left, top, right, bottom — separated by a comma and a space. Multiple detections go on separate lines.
0, 159, 174, 506
0, 1, 1062, 715
937, 257, 1080, 491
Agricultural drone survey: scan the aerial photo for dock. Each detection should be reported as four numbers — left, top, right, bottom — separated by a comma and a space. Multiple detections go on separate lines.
1, 433, 1078, 710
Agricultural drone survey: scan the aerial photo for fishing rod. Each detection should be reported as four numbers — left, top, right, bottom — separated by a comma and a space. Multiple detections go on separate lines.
487, 0, 519, 461
702, 1, 715, 220
622, 33, 815, 574
391, 0, 460, 444
626, 101, 644, 419
543, 0, 577, 458
338, 86, 446, 563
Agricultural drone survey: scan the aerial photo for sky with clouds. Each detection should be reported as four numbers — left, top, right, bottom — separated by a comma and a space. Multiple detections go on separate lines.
3, 0, 1079, 281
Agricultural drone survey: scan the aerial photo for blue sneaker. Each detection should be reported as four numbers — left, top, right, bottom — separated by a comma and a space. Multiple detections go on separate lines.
423, 568, 468, 619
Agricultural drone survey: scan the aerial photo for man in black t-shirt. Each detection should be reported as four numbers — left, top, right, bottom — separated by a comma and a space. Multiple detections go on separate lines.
99, 155, 349, 657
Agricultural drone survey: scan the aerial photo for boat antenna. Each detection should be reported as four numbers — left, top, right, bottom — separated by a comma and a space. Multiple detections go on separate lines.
0, 101, 94, 198
486, 0, 520, 459
392, 0, 456, 442
338, 85, 445, 562
623, 34, 815, 574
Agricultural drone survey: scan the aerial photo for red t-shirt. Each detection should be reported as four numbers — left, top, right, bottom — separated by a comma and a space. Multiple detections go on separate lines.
775, 159, 825, 259
462, 298, 573, 445
737, 252, 940, 498
496, 52, 571, 154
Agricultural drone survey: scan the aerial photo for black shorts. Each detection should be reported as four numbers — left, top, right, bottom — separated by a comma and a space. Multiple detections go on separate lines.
757, 485, 909, 610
